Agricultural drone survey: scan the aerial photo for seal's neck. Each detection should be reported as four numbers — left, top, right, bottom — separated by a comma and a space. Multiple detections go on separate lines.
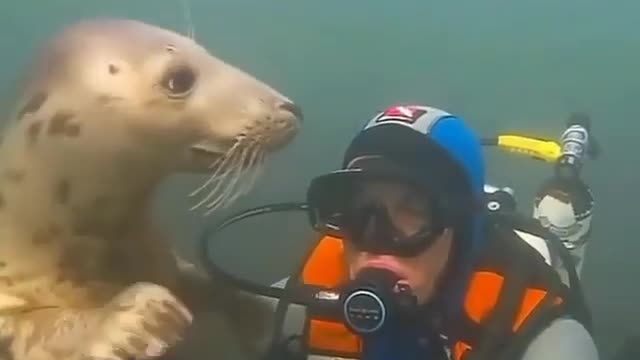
0, 121, 174, 240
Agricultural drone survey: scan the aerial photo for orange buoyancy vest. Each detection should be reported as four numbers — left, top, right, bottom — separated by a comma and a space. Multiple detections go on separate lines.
300, 221, 586, 360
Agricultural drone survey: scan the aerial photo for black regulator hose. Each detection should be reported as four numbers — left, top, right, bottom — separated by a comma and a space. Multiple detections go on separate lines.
197, 201, 323, 359
197, 202, 311, 300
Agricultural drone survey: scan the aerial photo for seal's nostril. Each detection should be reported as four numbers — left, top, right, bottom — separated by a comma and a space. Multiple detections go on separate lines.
279, 101, 303, 122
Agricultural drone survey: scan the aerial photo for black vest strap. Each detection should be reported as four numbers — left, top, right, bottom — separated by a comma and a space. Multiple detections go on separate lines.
453, 215, 586, 360
464, 222, 538, 360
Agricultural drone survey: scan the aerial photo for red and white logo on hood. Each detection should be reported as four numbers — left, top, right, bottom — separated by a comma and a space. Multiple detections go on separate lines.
375, 105, 428, 124
365, 104, 453, 135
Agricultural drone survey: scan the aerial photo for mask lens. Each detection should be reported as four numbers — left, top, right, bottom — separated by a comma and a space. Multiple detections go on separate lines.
339, 181, 442, 255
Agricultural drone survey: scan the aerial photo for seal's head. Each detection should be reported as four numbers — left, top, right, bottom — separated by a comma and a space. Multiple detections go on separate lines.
9, 18, 302, 213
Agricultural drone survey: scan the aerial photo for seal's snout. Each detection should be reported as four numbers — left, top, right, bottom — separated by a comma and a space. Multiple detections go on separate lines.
253, 98, 302, 152
278, 100, 304, 122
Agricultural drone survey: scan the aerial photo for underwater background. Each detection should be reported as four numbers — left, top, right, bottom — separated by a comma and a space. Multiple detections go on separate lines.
1, 0, 639, 358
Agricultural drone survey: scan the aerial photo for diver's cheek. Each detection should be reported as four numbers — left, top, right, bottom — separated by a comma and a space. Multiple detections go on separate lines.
344, 251, 362, 280
343, 243, 367, 280
348, 266, 358, 280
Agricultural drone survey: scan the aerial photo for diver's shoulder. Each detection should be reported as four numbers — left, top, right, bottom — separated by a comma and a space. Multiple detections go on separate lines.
521, 317, 599, 360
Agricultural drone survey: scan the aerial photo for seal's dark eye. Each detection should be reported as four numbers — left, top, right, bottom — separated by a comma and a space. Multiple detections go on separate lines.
160, 65, 197, 98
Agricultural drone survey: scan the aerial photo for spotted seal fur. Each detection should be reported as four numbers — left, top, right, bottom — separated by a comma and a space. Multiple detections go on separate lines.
0, 17, 302, 360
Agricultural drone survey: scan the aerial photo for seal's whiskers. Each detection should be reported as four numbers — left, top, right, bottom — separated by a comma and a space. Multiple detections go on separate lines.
234, 147, 265, 199
201, 146, 251, 213
188, 140, 241, 198
188, 144, 243, 210
204, 145, 264, 214
181, 0, 196, 40
189, 138, 266, 215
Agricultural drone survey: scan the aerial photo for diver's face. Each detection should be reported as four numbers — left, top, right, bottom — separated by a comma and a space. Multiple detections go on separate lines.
343, 180, 453, 305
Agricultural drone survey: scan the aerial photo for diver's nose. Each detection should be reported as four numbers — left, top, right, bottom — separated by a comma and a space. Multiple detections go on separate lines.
278, 101, 304, 122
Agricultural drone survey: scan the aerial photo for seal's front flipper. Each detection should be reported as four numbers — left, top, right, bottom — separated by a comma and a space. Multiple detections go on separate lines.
84, 282, 192, 360
6, 282, 192, 360
6, 307, 100, 360
0, 292, 29, 316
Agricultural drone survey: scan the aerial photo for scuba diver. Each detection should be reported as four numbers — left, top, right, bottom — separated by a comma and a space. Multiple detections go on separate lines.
300, 104, 597, 360
200, 104, 602, 360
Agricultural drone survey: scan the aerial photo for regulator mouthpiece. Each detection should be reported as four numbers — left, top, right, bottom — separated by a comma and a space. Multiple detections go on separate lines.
342, 268, 418, 335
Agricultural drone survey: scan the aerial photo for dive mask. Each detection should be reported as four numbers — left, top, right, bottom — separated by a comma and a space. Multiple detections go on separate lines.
309, 178, 446, 257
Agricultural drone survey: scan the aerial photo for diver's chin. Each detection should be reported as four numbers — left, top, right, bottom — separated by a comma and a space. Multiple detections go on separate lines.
183, 144, 225, 173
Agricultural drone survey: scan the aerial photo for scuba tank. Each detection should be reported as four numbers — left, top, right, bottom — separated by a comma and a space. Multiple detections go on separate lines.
532, 113, 599, 283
